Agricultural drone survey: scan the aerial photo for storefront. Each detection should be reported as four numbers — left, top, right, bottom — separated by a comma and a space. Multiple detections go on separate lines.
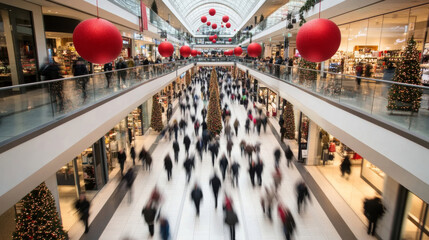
0, 3, 40, 86
331, 4, 429, 83
134, 33, 155, 61
121, 37, 132, 59
399, 192, 429, 239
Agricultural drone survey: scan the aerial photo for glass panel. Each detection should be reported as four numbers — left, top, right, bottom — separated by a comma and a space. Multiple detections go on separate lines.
409, 5, 429, 52
380, 10, 410, 51
402, 192, 424, 240
347, 19, 369, 53
0, 10, 12, 87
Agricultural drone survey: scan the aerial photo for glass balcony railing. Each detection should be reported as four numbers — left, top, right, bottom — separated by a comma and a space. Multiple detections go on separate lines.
189, 57, 429, 142
0, 61, 190, 146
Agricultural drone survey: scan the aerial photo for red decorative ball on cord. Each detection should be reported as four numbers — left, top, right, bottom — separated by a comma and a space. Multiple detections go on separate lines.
226, 22, 231, 28
234, 46, 243, 56
214, 34, 218, 39
296, 18, 341, 62
212, 39, 216, 43
222, 16, 229, 23
247, 42, 262, 58
228, 38, 232, 42
221, 25, 224, 28
158, 41, 174, 57
180, 45, 191, 58
209, 36, 214, 41
191, 49, 198, 57
201, 16, 207, 23
73, 18, 122, 64
209, 8, 216, 16
207, 22, 211, 26
212, 23, 217, 29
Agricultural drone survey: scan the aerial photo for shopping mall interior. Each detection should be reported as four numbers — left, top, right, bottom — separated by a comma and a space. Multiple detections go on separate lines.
0, 0, 429, 239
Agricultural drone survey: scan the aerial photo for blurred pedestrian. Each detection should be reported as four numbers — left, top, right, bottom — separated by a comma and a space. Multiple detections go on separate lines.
75, 194, 90, 233
159, 217, 170, 240
340, 155, 352, 179
164, 154, 173, 181
191, 184, 203, 216
118, 149, 126, 176
255, 159, 264, 186
261, 187, 276, 220
183, 135, 191, 155
274, 148, 281, 168
219, 154, 229, 181
273, 167, 282, 191
183, 156, 195, 183
363, 197, 385, 236
141, 202, 158, 237
173, 140, 180, 163
278, 203, 296, 240
296, 181, 311, 213
231, 161, 240, 187
285, 146, 293, 168
233, 119, 240, 136
248, 161, 256, 187
224, 197, 239, 240
124, 167, 135, 203
130, 145, 136, 166
209, 173, 222, 209
226, 139, 233, 158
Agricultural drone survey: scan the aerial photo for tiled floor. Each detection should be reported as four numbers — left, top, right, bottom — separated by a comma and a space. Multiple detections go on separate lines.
100, 79, 341, 240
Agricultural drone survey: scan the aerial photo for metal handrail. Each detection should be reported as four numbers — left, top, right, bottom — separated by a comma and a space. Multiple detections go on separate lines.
0, 60, 189, 91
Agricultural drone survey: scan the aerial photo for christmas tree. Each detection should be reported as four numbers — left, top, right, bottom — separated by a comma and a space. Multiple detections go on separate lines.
207, 69, 223, 135
13, 182, 67, 240
150, 94, 164, 132
186, 71, 191, 86
298, 58, 317, 86
283, 101, 295, 139
387, 37, 422, 112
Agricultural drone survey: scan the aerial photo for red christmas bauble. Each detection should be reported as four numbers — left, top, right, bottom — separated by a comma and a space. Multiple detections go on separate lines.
226, 22, 231, 28
228, 38, 232, 42
247, 42, 262, 58
207, 22, 211, 26
212, 23, 217, 29
209, 8, 216, 16
201, 16, 207, 23
158, 41, 174, 57
222, 16, 229, 23
180, 45, 191, 58
209, 36, 214, 41
212, 39, 217, 43
73, 18, 122, 64
234, 47, 243, 56
191, 49, 198, 57
214, 34, 218, 39
296, 18, 341, 62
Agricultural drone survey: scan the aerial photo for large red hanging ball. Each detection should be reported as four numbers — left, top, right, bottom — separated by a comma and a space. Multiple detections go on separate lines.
209, 36, 214, 41
180, 45, 191, 58
228, 38, 232, 42
212, 23, 217, 29
296, 18, 341, 62
209, 8, 216, 16
207, 22, 211, 26
191, 49, 198, 57
247, 42, 262, 58
158, 41, 174, 57
222, 16, 229, 23
212, 39, 217, 43
226, 22, 231, 28
234, 47, 243, 56
214, 34, 218, 39
73, 18, 122, 64
201, 16, 207, 23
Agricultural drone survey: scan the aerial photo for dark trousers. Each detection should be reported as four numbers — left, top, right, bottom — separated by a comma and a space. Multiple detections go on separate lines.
82, 216, 89, 233
234, 127, 238, 136
194, 201, 201, 215
221, 168, 227, 180
167, 169, 172, 181
229, 225, 236, 240
213, 191, 219, 208
257, 174, 262, 186
148, 223, 154, 236
368, 219, 378, 235
186, 171, 191, 183
174, 151, 179, 163
211, 153, 215, 166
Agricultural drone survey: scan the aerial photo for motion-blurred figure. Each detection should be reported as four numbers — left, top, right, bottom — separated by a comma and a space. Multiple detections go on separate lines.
191, 184, 203, 216
75, 194, 90, 233
296, 181, 311, 213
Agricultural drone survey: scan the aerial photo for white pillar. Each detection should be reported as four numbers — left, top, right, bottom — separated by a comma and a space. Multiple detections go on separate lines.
306, 120, 320, 165
45, 173, 61, 219
376, 176, 400, 240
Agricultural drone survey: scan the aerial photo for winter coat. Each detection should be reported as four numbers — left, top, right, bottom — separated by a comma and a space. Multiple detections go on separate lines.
173, 141, 180, 152
224, 209, 239, 226
210, 175, 222, 193
142, 206, 157, 224
191, 188, 203, 203
164, 156, 173, 170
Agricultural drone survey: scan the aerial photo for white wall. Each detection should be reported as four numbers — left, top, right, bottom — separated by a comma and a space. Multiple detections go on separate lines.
0, 64, 193, 215
236, 63, 429, 204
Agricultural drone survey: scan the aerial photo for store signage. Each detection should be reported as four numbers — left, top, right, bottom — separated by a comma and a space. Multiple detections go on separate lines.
287, 32, 292, 38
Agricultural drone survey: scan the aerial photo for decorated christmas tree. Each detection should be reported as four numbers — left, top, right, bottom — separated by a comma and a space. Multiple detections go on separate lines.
283, 101, 295, 139
13, 182, 67, 240
387, 37, 422, 112
150, 94, 164, 132
207, 69, 223, 135
186, 70, 191, 86
209, 68, 218, 94
298, 58, 317, 85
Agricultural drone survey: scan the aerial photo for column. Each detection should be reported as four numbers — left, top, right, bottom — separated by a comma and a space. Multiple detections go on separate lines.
1, 10, 19, 86
306, 120, 320, 165
45, 173, 61, 219
378, 176, 400, 240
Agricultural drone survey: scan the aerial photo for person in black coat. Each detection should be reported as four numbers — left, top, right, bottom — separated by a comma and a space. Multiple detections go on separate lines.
130, 146, 136, 166
191, 184, 203, 216
142, 202, 158, 236
248, 161, 256, 187
115, 57, 127, 86
124, 167, 135, 203
255, 159, 264, 186
364, 197, 385, 236
274, 148, 281, 168
40, 59, 64, 111
296, 181, 311, 213
172, 141, 180, 163
103, 62, 113, 88
208, 141, 219, 166
118, 149, 127, 176
230, 162, 240, 187
164, 154, 173, 181
285, 146, 293, 168
73, 58, 89, 100
201, 107, 207, 120
340, 156, 352, 178
183, 156, 195, 183
219, 154, 229, 181
183, 135, 191, 155
202, 129, 210, 152
75, 194, 90, 233
145, 153, 152, 171
209, 173, 221, 209
195, 137, 203, 161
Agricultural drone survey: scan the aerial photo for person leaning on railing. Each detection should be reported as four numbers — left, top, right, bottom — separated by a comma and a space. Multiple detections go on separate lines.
40, 57, 64, 111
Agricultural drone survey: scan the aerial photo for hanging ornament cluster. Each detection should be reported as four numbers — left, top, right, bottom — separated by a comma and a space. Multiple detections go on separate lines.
180, 45, 191, 58
73, 18, 122, 64
247, 43, 262, 58
158, 41, 174, 57
234, 46, 243, 56
224, 50, 232, 56
191, 49, 198, 57
197, 9, 233, 34
296, 18, 341, 62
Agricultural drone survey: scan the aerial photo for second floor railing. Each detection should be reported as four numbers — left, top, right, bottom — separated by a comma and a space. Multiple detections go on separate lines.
0, 60, 190, 146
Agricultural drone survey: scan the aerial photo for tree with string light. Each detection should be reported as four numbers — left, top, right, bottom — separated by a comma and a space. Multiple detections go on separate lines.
13, 182, 67, 240
387, 36, 422, 113
283, 101, 295, 139
207, 68, 222, 135
150, 94, 164, 132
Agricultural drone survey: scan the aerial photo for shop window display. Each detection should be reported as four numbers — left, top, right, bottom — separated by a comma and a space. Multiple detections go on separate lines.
401, 192, 429, 240
128, 107, 143, 139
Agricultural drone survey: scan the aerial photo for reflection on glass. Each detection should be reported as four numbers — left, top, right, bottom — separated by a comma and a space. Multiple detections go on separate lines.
380, 10, 410, 51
